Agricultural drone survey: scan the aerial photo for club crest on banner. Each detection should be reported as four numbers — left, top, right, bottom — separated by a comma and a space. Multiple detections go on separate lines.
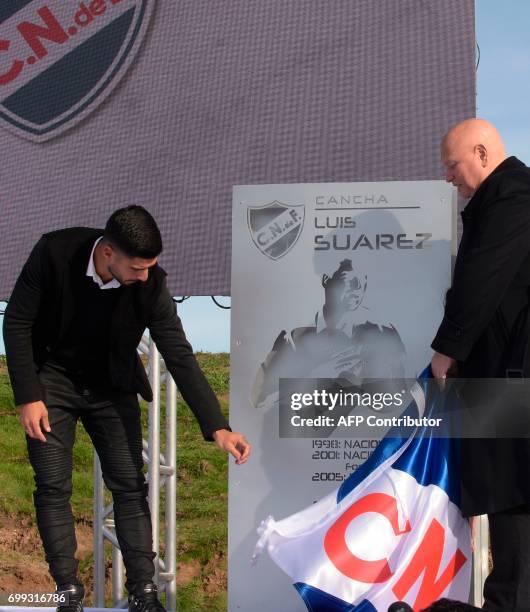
247, 201, 305, 260
0, 0, 154, 142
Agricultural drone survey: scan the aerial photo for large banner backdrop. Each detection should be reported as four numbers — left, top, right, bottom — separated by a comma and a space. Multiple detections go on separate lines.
0, 1, 474, 298
229, 181, 455, 610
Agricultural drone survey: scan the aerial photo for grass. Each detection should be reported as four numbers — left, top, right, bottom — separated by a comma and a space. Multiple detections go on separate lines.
0, 353, 230, 610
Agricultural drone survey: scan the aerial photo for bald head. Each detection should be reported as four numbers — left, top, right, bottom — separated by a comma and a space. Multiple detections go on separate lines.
441, 118, 507, 198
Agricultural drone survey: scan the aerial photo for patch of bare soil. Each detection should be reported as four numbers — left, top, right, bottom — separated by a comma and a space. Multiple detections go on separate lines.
0, 515, 112, 605
202, 554, 227, 596
176, 560, 201, 586
174, 554, 226, 597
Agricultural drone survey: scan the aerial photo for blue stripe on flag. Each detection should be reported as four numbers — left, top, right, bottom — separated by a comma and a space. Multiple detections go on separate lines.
294, 583, 377, 612
392, 435, 460, 506
337, 435, 407, 503
337, 366, 461, 505
392, 367, 461, 504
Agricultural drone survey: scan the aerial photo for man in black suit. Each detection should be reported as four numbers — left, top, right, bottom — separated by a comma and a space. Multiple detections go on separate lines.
3, 206, 251, 612
431, 118, 530, 611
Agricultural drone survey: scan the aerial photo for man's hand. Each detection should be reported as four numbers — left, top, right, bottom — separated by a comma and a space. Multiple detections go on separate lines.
213, 429, 251, 465
431, 351, 457, 388
18, 401, 51, 442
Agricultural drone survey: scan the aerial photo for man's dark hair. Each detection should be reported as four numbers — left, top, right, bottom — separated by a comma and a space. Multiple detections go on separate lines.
104, 205, 162, 258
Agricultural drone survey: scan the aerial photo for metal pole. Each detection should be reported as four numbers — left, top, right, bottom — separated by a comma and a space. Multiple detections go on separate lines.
111, 540, 125, 606
472, 514, 489, 607
165, 374, 177, 612
93, 453, 105, 608
148, 338, 161, 585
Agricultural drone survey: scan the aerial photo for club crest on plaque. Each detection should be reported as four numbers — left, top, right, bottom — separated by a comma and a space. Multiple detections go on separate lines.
247, 201, 305, 260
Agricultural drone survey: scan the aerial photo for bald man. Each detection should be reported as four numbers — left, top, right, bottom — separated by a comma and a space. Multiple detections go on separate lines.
431, 118, 530, 611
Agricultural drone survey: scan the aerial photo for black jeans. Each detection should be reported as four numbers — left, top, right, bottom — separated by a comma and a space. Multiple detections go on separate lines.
27, 362, 155, 590
483, 504, 530, 612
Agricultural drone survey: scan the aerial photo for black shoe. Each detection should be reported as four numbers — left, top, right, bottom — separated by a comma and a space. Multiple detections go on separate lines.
128, 582, 166, 612
55, 583, 85, 612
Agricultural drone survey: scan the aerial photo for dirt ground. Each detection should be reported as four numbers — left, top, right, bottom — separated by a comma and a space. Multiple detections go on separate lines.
0, 514, 225, 605
0, 514, 99, 602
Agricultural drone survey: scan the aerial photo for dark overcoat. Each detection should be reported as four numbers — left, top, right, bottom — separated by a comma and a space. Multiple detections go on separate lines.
432, 156, 530, 516
3, 227, 229, 440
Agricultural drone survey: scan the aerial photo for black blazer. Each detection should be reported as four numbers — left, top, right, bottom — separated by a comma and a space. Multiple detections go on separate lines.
432, 156, 530, 515
3, 227, 229, 440
432, 156, 530, 374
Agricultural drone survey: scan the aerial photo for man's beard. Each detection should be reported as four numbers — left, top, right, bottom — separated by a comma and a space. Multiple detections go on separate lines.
107, 265, 134, 285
